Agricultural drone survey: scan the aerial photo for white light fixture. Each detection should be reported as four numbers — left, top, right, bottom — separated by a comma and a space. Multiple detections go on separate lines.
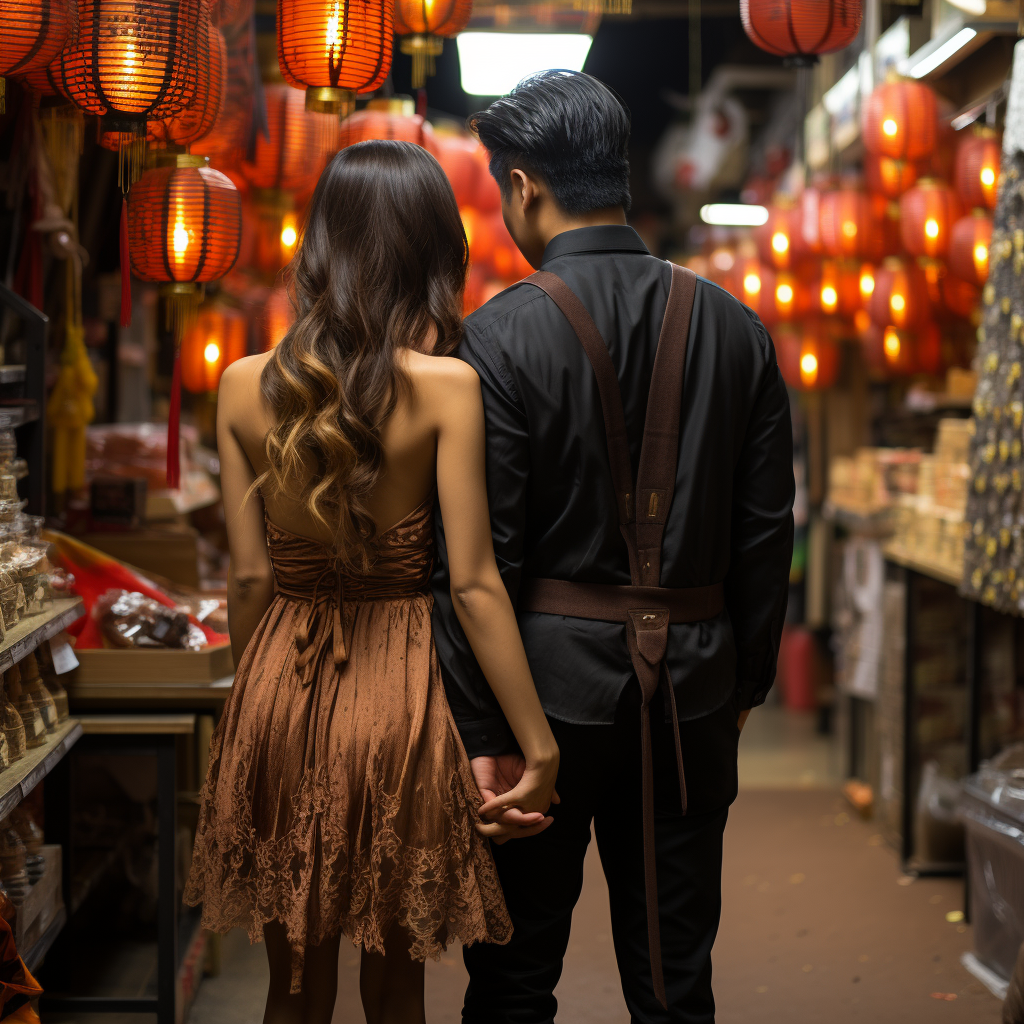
699, 204, 769, 227
904, 26, 977, 79
456, 32, 594, 96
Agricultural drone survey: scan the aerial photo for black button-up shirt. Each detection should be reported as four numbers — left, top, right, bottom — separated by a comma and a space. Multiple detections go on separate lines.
432, 225, 795, 758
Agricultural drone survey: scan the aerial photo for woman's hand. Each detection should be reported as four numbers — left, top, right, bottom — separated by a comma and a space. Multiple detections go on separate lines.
474, 750, 560, 843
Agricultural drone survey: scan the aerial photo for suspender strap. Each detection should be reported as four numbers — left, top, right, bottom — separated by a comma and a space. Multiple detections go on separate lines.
522, 263, 700, 1010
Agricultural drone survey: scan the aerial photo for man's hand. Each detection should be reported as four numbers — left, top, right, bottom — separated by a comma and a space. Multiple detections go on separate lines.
471, 754, 555, 843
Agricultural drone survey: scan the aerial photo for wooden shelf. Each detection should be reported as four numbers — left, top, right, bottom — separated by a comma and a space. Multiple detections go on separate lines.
0, 598, 84, 675
0, 367, 26, 385
883, 544, 964, 589
0, 404, 38, 429
70, 675, 233, 706
22, 904, 66, 973
0, 719, 82, 820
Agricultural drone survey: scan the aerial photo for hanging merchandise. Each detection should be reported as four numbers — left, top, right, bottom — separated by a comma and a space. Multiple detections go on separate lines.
862, 79, 938, 161
949, 210, 993, 287
740, 0, 861, 64
276, 0, 394, 115
181, 305, 248, 393
128, 155, 242, 486
899, 178, 961, 260
394, 0, 472, 88
956, 126, 1002, 211
0, 0, 76, 111
869, 257, 931, 331
775, 322, 840, 389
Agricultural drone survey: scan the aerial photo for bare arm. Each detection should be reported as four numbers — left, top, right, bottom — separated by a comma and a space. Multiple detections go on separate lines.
218, 360, 275, 666
432, 360, 559, 832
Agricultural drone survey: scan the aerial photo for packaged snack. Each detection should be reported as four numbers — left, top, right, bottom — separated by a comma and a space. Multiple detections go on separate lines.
94, 589, 205, 650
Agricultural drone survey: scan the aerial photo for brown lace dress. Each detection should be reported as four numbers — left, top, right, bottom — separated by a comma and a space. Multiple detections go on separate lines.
184, 498, 511, 991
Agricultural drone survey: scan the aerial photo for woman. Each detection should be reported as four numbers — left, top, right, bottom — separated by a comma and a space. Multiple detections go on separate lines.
185, 141, 559, 1024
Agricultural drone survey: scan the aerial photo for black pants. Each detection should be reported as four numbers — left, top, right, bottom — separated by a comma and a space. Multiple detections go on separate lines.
463, 686, 741, 1024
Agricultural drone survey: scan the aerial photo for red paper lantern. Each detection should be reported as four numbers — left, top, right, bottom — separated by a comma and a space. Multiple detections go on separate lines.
819, 259, 861, 317
181, 305, 247, 393
948, 210, 992, 287
394, 0, 472, 88
276, 0, 393, 115
865, 152, 921, 199
239, 83, 329, 196
262, 285, 295, 351
769, 271, 813, 323
862, 79, 937, 161
62, 0, 204, 150
955, 128, 1001, 211
2, 0, 76, 102
740, 0, 862, 63
337, 106, 434, 149
732, 256, 776, 324
755, 199, 804, 270
870, 257, 930, 331
899, 178, 961, 260
16, 0, 78, 99
248, 197, 303, 279
434, 134, 482, 208
776, 323, 840, 390
819, 187, 881, 260
940, 274, 980, 319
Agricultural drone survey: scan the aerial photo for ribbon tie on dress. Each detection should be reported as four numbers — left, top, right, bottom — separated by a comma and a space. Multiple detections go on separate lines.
294, 560, 349, 678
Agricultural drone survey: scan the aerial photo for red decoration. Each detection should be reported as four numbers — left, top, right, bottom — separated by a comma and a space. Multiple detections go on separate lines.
338, 106, 434, 149
940, 274, 980, 319
819, 187, 880, 260
262, 285, 295, 351
250, 198, 302, 279
16, 0, 78, 98
181, 305, 248, 393
948, 210, 992, 287
487, 212, 532, 282
276, 0, 393, 115
740, 0, 862, 63
434, 134, 482, 208
769, 270, 812, 323
2, 0, 75, 88
754, 199, 804, 270
474, 147, 502, 213
862, 79, 937, 161
955, 128, 1001, 211
819, 259, 861, 317
733, 256, 776, 324
899, 178, 961, 260
869, 258, 930, 331
865, 153, 921, 199
394, 0, 472, 88
776, 323, 840, 390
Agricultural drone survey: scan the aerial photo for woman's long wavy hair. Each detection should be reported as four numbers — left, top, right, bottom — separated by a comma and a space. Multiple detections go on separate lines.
258, 140, 468, 564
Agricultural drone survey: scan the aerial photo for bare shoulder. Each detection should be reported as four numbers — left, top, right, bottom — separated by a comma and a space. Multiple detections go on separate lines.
403, 349, 480, 402
218, 353, 273, 431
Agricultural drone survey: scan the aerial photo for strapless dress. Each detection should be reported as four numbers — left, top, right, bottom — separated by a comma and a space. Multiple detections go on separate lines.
184, 497, 511, 992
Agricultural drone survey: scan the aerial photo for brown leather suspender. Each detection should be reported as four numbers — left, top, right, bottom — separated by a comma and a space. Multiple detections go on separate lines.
519, 263, 723, 1010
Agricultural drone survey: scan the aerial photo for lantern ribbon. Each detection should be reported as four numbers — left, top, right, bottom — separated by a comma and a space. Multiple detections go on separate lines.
167, 348, 182, 490
120, 196, 131, 328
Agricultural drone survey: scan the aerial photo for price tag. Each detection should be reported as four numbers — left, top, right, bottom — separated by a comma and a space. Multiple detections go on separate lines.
49, 634, 79, 675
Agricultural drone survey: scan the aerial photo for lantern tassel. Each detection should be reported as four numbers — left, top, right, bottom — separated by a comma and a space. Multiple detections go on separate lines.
119, 197, 131, 328
167, 347, 182, 490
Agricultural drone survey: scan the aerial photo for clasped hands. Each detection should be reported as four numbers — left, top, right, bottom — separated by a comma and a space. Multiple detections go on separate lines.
471, 752, 560, 844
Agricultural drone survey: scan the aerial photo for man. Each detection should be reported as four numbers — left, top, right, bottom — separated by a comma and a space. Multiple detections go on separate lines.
432, 70, 794, 1023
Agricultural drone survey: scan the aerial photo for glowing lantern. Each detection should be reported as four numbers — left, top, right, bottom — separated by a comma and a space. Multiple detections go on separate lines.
434, 134, 483, 208
940, 274, 980, 319
819, 260, 861, 317
862, 79, 937, 161
262, 285, 295, 351
955, 128, 1001, 211
16, 0, 78, 100
732, 256, 776, 324
899, 178, 961, 260
755, 199, 804, 271
276, 0, 393, 115
770, 271, 811, 323
869, 258, 930, 331
740, 0, 862, 64
251, 197, 303, 278
948, 210, 992, 287
858, 263, 876, 306
181, 305, 248, 393
394, 0, 472, 88
865, 152, 921, 199
240, 83, 330, 196
1, 0, 76, 108
337, 104, 435, 149
819, 187, 879, 260
776, 324, 839, 390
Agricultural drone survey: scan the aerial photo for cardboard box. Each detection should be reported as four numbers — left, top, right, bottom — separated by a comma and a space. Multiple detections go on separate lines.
70, 643, 234, 687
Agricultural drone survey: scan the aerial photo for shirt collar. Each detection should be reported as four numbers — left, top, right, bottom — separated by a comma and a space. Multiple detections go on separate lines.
540, 225, 650, 267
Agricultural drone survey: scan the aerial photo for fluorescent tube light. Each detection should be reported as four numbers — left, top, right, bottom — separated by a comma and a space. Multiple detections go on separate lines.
905, 27, 976, 79
457, 33, 594, 97
699, 204, 769, 227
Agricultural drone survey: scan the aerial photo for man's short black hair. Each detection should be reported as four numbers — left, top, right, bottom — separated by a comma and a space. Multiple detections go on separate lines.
469, 70, 631, 215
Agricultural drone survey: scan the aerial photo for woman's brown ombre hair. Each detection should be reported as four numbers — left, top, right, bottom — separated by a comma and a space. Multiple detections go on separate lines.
258, 140, 468, 563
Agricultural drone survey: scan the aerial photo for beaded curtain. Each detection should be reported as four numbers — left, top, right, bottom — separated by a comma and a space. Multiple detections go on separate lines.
962, 40, 1024, 612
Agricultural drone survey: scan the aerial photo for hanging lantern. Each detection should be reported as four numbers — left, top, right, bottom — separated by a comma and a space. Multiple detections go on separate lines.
955, 127, 1001, 211
862, 324, 918, 376
819, 187, 882, 260
755, 198, 804, 271
394, 0, 472, 88
948, 210, 992, 287
770, 271, 812, 323
181, 304, 247, 393
434, 133, 483, 208
899, 178, 961, 260
148, 21, 226, 150
128, 154, 242, 486
16, 0, 79, 100
865, 152, 921, 199
776, 323, 840, 390
276, 0, 394, 115
250, 196, 302, 278
733, 256, 776, 324
940, 273, 980, 319
858, 262, 876, 308
262, 285, 295, 351
819, 260, 861, 317
1, 0, 76, 110
337, 104, 435, 149
862, 79, 937, 161
740, 0, 862, 65
869, 257, 930, 331
488, 212, 532, 282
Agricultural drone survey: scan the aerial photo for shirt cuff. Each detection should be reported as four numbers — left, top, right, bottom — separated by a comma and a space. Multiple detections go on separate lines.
454, 715, 520, 759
